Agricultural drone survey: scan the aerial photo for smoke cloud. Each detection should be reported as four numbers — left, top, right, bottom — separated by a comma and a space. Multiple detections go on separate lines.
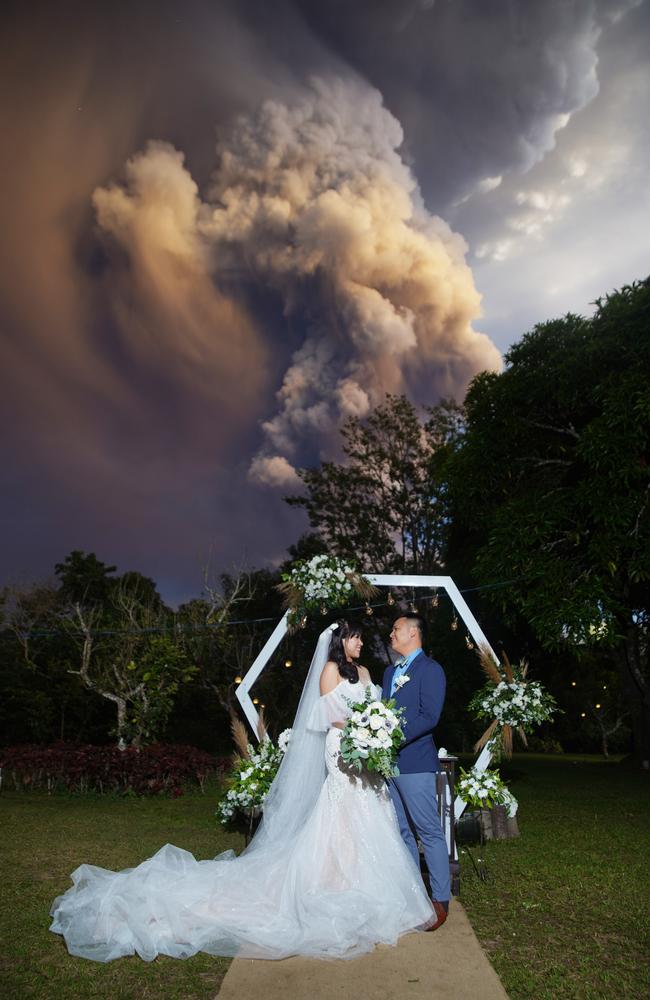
95, 77, 500, 486
2, 0, 645, 601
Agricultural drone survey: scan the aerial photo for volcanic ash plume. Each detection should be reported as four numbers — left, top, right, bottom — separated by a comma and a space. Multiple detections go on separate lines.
95, 77, 502, 486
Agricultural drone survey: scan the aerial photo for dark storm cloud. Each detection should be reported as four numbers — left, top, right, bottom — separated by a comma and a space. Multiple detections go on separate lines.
294, 0, 643, 208
0, 0, 646, 600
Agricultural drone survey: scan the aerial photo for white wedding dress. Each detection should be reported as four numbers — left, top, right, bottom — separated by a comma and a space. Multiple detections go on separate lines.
50, 641, 434, 962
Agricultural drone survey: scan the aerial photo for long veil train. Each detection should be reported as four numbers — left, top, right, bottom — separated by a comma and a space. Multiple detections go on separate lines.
50, 626, 433, 961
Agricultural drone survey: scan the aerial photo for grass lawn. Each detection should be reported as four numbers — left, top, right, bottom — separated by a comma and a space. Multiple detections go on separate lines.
1, 757, 648, 1000
459, 754, 650, 1000
0, 780, 243, 1000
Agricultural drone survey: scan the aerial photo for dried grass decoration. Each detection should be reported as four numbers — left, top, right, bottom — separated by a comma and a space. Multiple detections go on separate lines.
277, 555, 377, 632
216, 712, 291, 825
469, 645, 558, 758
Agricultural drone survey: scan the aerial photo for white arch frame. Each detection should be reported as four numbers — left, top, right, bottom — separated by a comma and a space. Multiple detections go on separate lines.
236, 575, 498, 822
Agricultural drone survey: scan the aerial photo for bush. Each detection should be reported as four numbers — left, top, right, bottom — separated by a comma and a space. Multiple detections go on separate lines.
0, 742, 229, 796
525, 735, 564, 754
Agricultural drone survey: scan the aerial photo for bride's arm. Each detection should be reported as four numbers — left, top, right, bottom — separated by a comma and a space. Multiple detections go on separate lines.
319, 661, 345, 728
319, 660, 340, 695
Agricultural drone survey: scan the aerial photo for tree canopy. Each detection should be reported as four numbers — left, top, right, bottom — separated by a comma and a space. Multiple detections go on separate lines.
450, 278, 650, 760
286, 395, 464, 573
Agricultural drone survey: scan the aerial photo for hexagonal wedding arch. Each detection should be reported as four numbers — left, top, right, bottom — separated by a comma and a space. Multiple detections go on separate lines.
236, 574, 500, 833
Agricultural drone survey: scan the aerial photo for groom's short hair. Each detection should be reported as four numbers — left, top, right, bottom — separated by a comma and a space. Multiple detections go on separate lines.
400, 612, 427, 646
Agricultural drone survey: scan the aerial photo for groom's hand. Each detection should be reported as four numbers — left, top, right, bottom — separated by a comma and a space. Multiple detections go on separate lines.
331, 722, 345, 729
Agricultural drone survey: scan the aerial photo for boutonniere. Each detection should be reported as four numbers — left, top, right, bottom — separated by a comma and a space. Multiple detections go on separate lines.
395, 674, 411, 690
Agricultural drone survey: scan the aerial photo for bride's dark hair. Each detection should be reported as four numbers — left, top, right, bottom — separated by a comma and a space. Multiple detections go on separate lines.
328, 620, 362, 683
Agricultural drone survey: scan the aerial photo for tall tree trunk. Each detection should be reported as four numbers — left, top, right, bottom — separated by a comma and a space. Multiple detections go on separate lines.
615, 627, 650, 767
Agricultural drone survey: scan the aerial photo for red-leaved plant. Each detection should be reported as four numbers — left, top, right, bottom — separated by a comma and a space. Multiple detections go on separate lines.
0, 742, 229, 796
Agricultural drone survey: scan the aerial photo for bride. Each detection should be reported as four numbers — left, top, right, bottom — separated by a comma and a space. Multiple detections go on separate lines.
50, 621, 435, 962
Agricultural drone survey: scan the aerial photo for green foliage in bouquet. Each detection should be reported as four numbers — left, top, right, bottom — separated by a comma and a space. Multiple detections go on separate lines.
339, 687, 405, 779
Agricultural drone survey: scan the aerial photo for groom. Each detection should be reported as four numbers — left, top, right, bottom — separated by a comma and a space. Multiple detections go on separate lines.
383, 612, 450, 931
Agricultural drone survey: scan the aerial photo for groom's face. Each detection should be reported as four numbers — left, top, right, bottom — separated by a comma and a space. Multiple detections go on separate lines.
390, 617, 417, 656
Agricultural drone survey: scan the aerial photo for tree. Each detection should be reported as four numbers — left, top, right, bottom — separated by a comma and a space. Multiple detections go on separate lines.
450, 278, 650, 763
60, 582, 196, 748
286, 395, 464, 573
4, 553, 198, 749
54, 551, 117, 605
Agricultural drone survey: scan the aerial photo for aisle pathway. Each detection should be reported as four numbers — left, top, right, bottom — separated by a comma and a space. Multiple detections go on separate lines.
216, 898, 509, 1000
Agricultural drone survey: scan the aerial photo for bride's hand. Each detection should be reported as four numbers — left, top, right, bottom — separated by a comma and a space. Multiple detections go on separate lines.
331, 721, 345, 730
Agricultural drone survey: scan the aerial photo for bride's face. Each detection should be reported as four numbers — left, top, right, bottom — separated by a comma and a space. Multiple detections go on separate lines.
343, 634, 363, 661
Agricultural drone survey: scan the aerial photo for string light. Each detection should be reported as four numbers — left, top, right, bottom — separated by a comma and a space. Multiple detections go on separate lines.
235, 676, 242, 684
580, 712, 586, 718
465, 634, 474, 650
450, 614, 459, 631
253, 698, 259, 705
595, 703, 602, 709
431, 593, 439, 609
571, 681, 577, 687
409, 602, 417, 613
320, 604, 328, 615
365, 603, 374, 616
387, 591, 395, 606
4, 576, 525, 640
284, 659, 292, 669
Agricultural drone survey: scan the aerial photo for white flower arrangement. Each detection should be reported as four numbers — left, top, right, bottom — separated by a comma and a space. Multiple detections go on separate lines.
470, 646, 558, 758
473, 678, 554, 729
340, 686, 405, 779
394, 673, 411, 690
277, 555, 376, 629
458, 765, 511, 811
216, 731, 291, 825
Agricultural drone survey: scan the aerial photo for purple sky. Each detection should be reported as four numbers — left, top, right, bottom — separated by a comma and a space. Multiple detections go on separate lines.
1, 0, 648, 604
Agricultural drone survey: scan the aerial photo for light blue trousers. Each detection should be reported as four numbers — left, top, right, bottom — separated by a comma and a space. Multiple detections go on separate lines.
388, 771, 451, 903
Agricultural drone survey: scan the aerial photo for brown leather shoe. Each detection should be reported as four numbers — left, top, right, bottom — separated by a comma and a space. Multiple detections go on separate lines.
425, 900, 448, 932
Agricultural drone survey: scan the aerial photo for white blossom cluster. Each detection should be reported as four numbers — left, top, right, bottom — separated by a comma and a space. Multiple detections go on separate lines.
470, 673, 557, 731
458, 766, 509, 810
285, 555, 355, 608
216, 731, 291, 825
340, 687, 405, 779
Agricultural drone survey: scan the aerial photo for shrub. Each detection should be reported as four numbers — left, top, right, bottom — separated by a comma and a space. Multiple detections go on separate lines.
0, 742, 229, 796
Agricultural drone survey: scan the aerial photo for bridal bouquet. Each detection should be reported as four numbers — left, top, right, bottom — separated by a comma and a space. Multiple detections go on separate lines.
277, 554, 377, 630
340, 687, 405, 779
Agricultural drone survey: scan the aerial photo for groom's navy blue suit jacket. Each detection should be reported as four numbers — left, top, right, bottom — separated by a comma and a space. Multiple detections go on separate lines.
382, 651, 446, 774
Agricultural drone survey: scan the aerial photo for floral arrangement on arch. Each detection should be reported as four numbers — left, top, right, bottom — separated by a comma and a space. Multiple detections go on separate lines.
216, 722, 292, 825
277, 554, 377, 630
468, 646, 558, 758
